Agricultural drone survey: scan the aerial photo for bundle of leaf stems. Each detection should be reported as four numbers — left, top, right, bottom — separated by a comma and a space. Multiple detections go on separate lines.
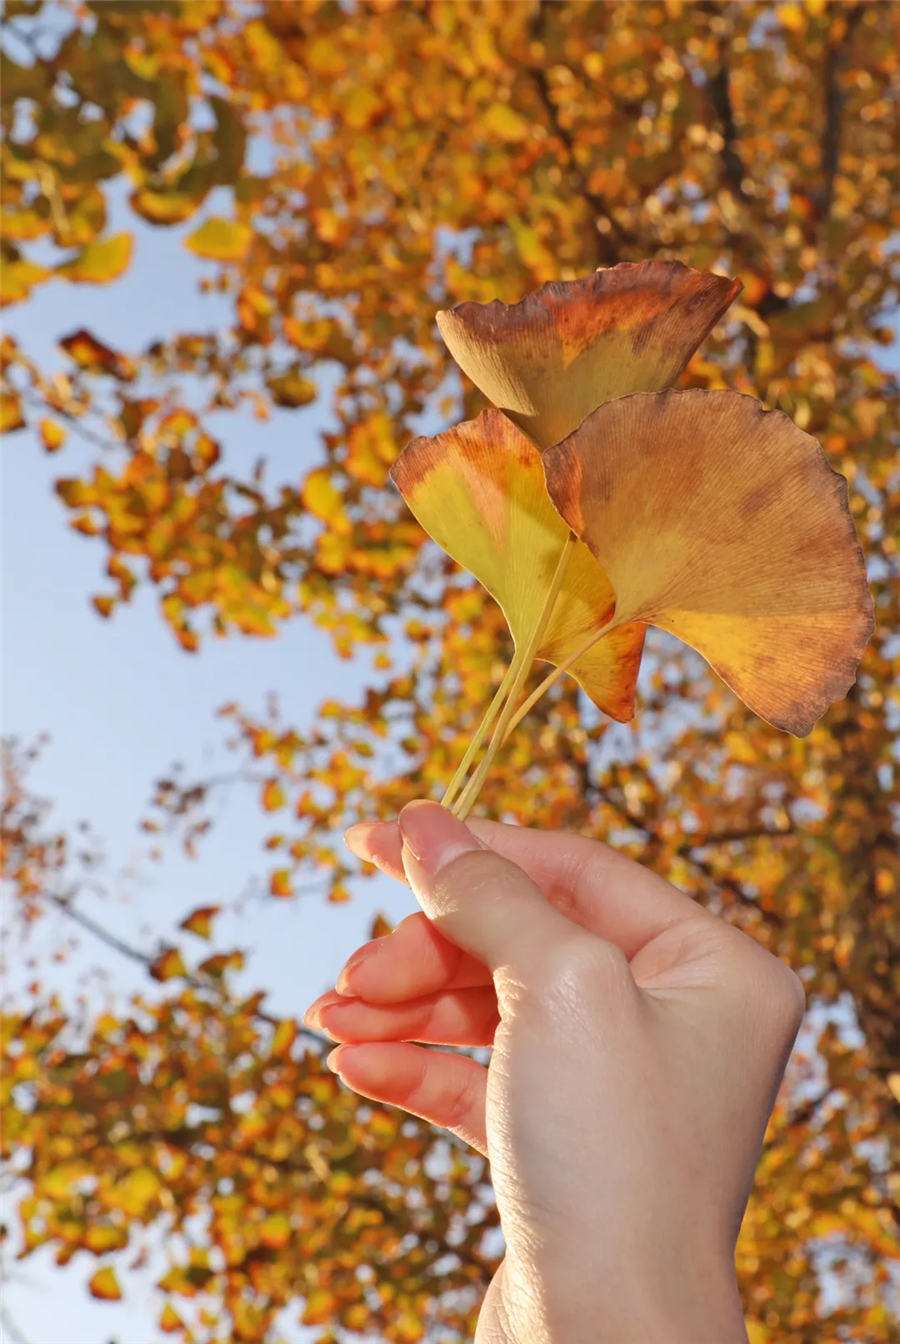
440, 533, 615, 821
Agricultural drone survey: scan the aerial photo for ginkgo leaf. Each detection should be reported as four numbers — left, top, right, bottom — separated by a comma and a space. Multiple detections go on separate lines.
391, 409, 646, 720
149, 947, 187, 982
436, 260, 741, 450
88, 1266, 122, 1300
39, 418, 66, 451
159, 1302, 184, 1334
543, 389, 875, 735
265, 368, 317, 408
185, 216, 252, 262
56, 233, 133, 285
369, 912, 393, 939
179, 905, 220, 940
58, 328, 135, 380
1, 392, 25, 434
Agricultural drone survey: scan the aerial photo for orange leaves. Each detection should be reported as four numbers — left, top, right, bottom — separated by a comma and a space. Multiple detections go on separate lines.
370, 913, 393, 939
149, 948, 187, 982
39, 418, 66, 452
258, 1212, 291, 1250
543, 390, 874, 734
159, 1302, 184, 1334
88, 1266, 122, 1301
269, 1019, 298, 1058
269, 869, 292, 899
58, 329, 135, 381
0, 391, 25, 434
261, 779, 286, 812
2, 4, 898, 1341
179, 905, 220, 940
302, 1287, 339, 1325
264, 367, 317, 408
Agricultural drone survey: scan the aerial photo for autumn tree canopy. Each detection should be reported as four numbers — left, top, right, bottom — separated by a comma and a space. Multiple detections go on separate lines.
1, 1, 898, 1342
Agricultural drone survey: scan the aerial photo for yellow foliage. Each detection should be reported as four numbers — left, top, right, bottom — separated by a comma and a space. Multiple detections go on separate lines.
56, 233, 133, 285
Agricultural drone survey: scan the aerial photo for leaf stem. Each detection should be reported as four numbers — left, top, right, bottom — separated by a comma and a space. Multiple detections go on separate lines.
452, 532, 577, 820
440, 655, 523, 809
496, 614, 618, 747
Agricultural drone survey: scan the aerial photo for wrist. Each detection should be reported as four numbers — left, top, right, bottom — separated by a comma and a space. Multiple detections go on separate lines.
543, 1256, 748, 1344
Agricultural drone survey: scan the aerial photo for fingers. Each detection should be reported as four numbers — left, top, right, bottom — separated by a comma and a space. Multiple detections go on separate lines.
305, 984, 500, 1047
349, 808, 708, 961
327, 1041, 489, 1155
397, 801, 598, 981
334, 911, 490, 1003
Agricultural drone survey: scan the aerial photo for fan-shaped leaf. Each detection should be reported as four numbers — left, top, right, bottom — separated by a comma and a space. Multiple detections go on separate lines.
543, 389, 875, 734
391, 409, 645, 720
437, 260, 741, 450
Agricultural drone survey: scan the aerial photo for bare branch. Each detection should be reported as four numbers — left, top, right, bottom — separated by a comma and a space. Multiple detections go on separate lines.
41, 887, 322, 1041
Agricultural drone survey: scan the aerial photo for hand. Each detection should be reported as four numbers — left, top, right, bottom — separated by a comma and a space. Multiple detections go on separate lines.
304, 802, 805, 1344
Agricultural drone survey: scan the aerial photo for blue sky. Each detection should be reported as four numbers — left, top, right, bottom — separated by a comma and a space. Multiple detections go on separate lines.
1, 200, 422, 1344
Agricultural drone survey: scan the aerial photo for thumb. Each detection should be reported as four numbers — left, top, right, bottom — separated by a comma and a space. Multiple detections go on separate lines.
398, 800, 585, 977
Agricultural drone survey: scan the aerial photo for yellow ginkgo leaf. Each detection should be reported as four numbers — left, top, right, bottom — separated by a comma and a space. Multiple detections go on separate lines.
185, 216, 253, 262
391, 409, 645, 721
57, 232, 133, 285
543, 389, 875, 735
1, 392, 25, 434
437, 259, 741, 450
88, 1266, 122, 1301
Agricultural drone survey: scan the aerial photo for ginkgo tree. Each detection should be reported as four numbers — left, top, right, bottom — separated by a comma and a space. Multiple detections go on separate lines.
1, 2, 899, 1342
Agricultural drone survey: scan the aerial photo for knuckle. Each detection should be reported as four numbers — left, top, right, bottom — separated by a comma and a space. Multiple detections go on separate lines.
769, 959, 807, 1031
528, 931, 628, 1008
433, 847, 518, 903
440, 1068, 478, 1130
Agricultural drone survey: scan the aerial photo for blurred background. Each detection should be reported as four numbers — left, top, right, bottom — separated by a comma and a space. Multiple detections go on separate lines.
1, 2, 898, 1342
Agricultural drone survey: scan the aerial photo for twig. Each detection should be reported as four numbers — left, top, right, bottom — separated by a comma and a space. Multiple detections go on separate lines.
41, 887, 321, 1041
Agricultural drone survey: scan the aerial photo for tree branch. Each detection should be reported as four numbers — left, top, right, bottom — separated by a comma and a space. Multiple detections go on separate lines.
819, 3, 865, 218
41, 887, 322, 1041
705, 53, 752, 206
528, 1, 635, 264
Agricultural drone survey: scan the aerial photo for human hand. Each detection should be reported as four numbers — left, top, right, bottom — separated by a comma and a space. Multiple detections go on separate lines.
304, 802, 805, 1344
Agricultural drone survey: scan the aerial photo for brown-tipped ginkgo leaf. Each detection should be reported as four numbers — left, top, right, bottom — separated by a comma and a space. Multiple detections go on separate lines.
391, 409, 646, 720
543, 390, 875, 735
436, 260, 742, 450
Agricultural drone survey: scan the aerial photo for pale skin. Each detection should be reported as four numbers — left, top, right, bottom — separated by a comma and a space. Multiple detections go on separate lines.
304, 800, 806, 1344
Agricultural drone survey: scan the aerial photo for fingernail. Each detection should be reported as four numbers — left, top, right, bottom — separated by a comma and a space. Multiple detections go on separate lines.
335, 941, 383, 995
304, 989, 351, 1029
344, 821, 388, 858
397, 800, 482, 876
327, 1044, 359, 1075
